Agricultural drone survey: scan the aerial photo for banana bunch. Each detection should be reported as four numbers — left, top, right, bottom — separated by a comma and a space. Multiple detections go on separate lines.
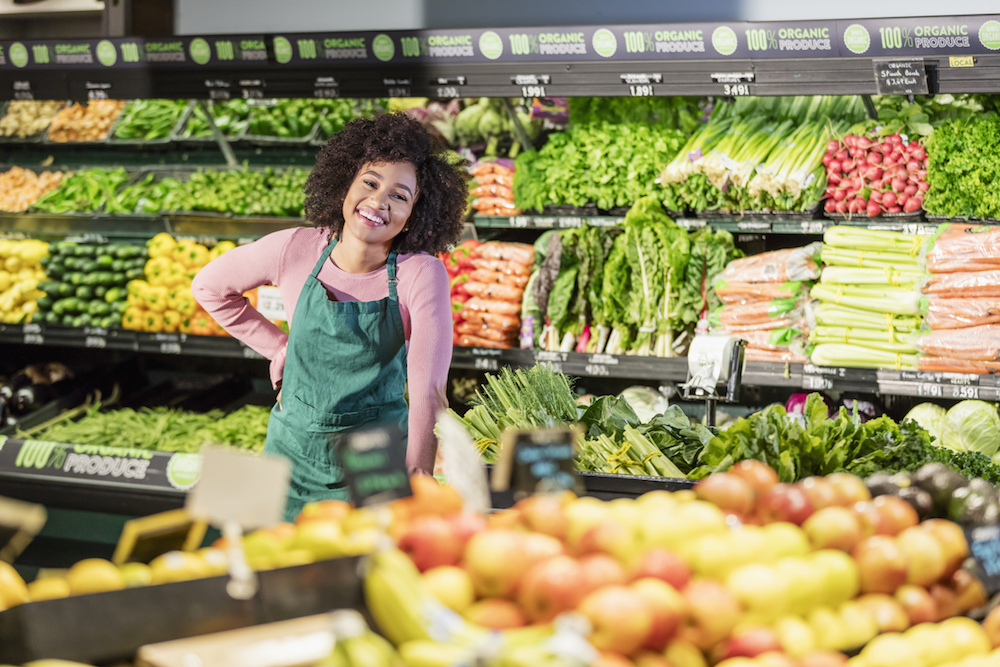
319, 610, 404, 667
364, 548, 585, 667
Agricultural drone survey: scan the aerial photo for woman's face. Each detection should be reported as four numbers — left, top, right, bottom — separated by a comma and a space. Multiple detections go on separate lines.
341, 161, 418, 248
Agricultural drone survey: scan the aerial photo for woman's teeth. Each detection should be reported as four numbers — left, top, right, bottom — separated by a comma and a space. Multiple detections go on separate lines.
359, 210, 386, 226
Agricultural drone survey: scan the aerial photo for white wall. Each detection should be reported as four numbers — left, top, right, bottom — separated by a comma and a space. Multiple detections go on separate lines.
176, 0, 1000, 34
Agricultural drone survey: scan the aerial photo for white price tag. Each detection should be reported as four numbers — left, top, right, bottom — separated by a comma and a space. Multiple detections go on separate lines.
186, 447, 290, 530
256, 286, 287, 321
437, 410, 491, 515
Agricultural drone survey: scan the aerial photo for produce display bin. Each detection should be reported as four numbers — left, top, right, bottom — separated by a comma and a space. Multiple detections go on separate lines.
0, 100, 66, 144
169, 101, 248, 146
106, 101, 190, 148
0, 555, 365, 664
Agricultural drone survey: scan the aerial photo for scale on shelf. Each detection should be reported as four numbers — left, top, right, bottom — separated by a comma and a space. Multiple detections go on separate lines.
680, 335, 747, 427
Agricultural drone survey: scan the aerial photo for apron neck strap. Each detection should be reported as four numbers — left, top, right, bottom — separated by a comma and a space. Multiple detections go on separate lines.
316, 236, 399, 302
387, 250, 399, 302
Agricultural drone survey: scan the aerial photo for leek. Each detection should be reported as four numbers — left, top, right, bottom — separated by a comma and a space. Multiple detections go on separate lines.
811, 283, 922, 315
810, 343, 919, 370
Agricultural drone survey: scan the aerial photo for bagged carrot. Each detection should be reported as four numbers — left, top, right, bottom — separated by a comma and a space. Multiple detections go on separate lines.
715, 280, 807, 305
462, 297, 521, 317
456, 322, 518, 342
709, 297, 807, 328
717, 243, 822, 284
918, 356, 1000, 374
463, 281, 524, 302
915, 324, 1000, 361
745, 347, 808, 363
472, 242, 535, 266
470, 269, 530, 289
458, 333, 516, 349
924, 270, 1000, 297
924, 297, 1000, 330
461, 310, 521, 331
471, 183, 515, 199
471, 257, 532, 276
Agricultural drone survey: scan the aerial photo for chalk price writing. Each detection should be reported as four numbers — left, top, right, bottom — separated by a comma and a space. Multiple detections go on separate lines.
917, 382, 944, 398
84, 336, 107, 349
584, 364, 611, 377
952, 385, 980, 400
521, 85, 546, 98
23, 334, 44, 345
87, 89, 109, 101
314, 88, 340, 99
969, 527, 1000, 577
437, 86, 459, 98
474, 357, 499, 371
387, 87, 410, 97
804, 375, 833, 390
801, 221, 826, 234
159, 342, 182, 355
723, 83, 751, 96
629, 84, 654, 97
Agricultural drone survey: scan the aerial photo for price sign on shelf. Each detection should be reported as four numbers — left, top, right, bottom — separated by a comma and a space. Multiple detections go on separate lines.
873, 58, 928, 95
337, 424, 412, 508
493, 426, 583, 500
0, 493, 46, 563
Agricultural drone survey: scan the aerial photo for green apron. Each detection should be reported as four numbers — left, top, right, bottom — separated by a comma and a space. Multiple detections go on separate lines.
264, 237, 408, 521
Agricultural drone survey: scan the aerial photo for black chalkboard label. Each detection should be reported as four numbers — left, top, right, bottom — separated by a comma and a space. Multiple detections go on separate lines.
493, 426, 583, 500
873, 58, 928, 95
112, 509, 207, 565
965, 525, 1000, 595
337, 424, 412, 507
0, 495, 46, 563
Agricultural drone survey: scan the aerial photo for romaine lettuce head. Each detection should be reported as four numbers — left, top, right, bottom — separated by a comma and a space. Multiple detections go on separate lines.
944, 400, 1000, 456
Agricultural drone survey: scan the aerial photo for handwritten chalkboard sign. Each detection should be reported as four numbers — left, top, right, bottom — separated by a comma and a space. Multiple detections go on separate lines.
873, 58, 928, 95
965, 525, 1000, 595
112, 509, 207, 565
493, 426, 583, 500
338, 424, 412, 507
0, 495, 46, 563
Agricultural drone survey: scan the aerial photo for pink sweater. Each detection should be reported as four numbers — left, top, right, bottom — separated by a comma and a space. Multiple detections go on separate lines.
191, 226, 452, 474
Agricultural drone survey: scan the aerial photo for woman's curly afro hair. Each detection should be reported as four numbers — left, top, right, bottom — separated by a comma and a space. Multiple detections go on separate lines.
305, 112, 468, 256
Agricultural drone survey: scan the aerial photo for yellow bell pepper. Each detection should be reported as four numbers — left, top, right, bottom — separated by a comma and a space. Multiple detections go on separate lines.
145, 257, 172, 286
178, 315, 193, 334
144, 286, 169, 313
147, 233, 175, 259
122, 307, 144, 330
161, 309, 181, 333
171, 239, 196, 264
170, 288, 197, 316
142, 312, 164, 332
184, 244, 210, 268
164, 262, 187, 287
208, 240, 236, 261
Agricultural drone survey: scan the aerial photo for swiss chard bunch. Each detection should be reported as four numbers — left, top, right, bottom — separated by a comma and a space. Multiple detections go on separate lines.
678, 227, 743, 332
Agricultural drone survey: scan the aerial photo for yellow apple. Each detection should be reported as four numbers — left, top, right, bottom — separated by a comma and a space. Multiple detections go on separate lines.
422, 565, 474, 613
807, 606, 846, 652
773, 615, 817, 658
762, 522, 811, 559
726, 563, 790, 623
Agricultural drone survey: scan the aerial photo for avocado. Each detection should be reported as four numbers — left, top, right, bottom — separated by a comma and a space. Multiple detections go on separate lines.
948, 481, 996, 526
896, 486, 934, 521
913, 463, 968, 516
889, 471, 913, 489
865, 472, 900, 498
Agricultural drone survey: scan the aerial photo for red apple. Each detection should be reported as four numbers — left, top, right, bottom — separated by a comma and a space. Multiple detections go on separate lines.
897, 526, 946, 586
448, 512, 487, 546
577, 521, 636, 561
802, 506, 864, 551
952, 568, 987, 613
695, 473, 756, 516
894, 584, 937, 625
852, 535, 908, 594
464, 598, 527, 629
579, 553, 628, 597
798, 650, 849, 667
871, 495, 918, 536
919, 519, 969, 578
631, 577, 687, 650
463, 529, 529, 599
757, 484, 815, 526
521, 532, 565, 567
983, 606, 1000, 648
631, 546, 691, 591
594, 652, 635, 667
799, 477, 840, 510
515, 493, 571, 540
679, 579, 742, 650
578, 585, 654, 656
397, 515, 463, 572
517, 554, 585, 623
855, 593, 909, 632
929, 583, 959, 621
720, 626, 784, 659
729, 460, 780, 497
826, 473, 871, 506
755, 653, 798, 667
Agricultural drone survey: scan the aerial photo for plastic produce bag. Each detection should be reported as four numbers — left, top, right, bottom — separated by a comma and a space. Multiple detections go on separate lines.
714, 280, 808, 305
716, 242, 822, 284
463, 281, 524, 302
917, 356, 1000, 374
924, 296, 1000, 330
926, 223, 1000, 274
470, 268, 529, 289
709, 297, 806, 329
915, 324, 1000, 361
924, 269, 1000, 297
472, 242, 535, 266
745, 347, 808, 363
471, 258, 532, 276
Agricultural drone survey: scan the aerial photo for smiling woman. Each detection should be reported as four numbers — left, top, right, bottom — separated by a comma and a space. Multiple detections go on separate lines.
192, 112, 469, 520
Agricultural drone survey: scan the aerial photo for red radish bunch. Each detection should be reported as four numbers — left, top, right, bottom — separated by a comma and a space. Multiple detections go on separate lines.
822, 133, 929, 217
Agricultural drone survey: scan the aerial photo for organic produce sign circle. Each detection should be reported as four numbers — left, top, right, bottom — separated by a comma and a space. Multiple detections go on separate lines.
712, 26, 738, 56
96, 40, 117, 67
843, 24, 871, 55
273, 36, 293, 63
479, 31, 503, 60
372, 34, 395, 61
592, 29, 618, 57
980, 20, 1000, 50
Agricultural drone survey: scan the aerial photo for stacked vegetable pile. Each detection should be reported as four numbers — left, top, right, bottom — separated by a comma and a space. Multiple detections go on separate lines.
104, 167, 308, 217
0, 166, 63, 212
916, 224, 1000, 372
23, 402, 270, 454
34, 240, 140, 328
661, 96, 866, 215
0, 100, 64, 138
514, 119, 686, 213
923, 108, 1000, 220
0, 239, 47, 324
111, 99, 187, 141
456, 97, 539, 156
123, 232, 236, 335
449, 241, 533, 349
821, 132, 928, 217
568, 96, 703, 134
370, 463, 994, 667
470, 160, 517, 216
710, 244, 821, 363
30, 167, 131, 214
246, 98, 338, 138
809, 227, 926, 370
47, 100, 126, 142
